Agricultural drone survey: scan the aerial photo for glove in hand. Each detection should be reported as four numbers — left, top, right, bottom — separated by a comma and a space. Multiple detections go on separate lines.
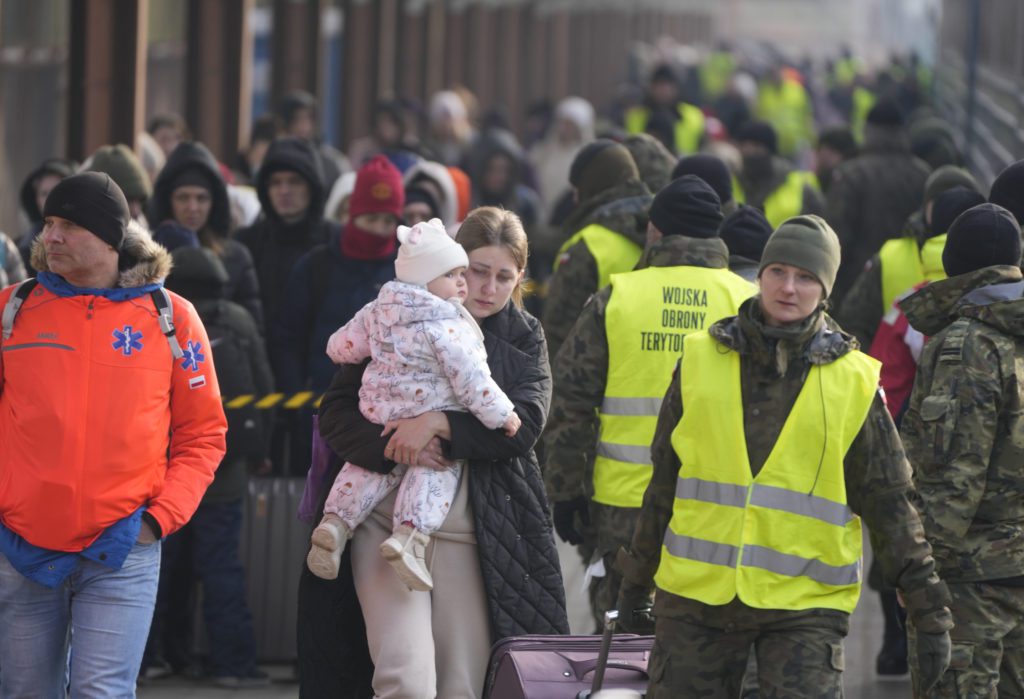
914, 630, 951, 694
614, 582, 654, 634
552, 496, 590, 545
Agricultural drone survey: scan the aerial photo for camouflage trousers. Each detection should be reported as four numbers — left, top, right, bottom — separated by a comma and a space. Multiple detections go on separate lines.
587, 503, 643, 632
908, 582, 1024, 698
647, 597, 850, 699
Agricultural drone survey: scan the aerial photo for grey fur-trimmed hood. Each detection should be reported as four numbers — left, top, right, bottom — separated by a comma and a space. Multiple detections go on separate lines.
31, 219, 173, 288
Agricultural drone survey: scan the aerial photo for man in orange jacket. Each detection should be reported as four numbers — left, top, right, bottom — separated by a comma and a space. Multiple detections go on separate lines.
0, 172, 227, 695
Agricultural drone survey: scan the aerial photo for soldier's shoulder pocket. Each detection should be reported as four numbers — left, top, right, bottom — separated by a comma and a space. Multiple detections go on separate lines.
919, 395, 959, 459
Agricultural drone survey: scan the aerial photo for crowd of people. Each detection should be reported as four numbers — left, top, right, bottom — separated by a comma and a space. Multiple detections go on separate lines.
0, 38, 1022, 698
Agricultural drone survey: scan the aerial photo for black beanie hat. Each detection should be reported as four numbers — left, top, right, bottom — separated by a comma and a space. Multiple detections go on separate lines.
736, 120, 778, 155
719, 204, 773, 260
924, 165, 981, 205
404, 185, 441, 220
672, 154, 733, 205
42, 172, 129, 250
942, 203, 1023, 277
867, 99, 905, 128
930, 187, 986, 238
649, 174, 723, 239
988, 159, 1024, 225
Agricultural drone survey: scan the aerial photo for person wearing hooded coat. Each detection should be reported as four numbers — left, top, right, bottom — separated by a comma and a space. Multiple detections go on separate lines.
401, 160, 458, 227
235, 137, 338, 334
148, 141, 264, 329
16, 157, 77, 273
467, 128, 541, 229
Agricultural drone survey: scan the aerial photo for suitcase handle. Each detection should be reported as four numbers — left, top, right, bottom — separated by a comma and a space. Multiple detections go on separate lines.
575, 658, 650, 679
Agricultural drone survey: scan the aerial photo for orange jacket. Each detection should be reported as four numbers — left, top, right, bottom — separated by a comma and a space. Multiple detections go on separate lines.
0, 280, 227, 552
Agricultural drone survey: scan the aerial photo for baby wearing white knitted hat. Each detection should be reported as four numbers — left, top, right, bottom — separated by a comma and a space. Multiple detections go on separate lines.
394, 217, 469, 300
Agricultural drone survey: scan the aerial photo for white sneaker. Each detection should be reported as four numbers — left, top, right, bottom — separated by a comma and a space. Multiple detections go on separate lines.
379, 524, 433, 591
307, 514, 350, 580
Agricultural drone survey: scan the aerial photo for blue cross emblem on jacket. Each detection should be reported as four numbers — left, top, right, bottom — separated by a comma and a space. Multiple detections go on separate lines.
112, 326, 144, 356
180, 339, 205, 372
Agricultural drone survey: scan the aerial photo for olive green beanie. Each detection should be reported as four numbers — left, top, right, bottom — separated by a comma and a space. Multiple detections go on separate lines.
569, 140, 639, 203
89, 144, 152, 203
758, 215, 841, 298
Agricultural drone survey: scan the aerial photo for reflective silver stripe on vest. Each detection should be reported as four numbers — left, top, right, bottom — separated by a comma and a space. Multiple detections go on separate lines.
749, 483, 854, 527
675, 477, 748, 508
742, 545, 861, 587
596, 442, 651, 465
663, 530, 738, 568
600, 396, 663, 416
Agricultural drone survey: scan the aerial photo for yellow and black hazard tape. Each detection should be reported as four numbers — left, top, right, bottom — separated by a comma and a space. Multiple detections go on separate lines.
222, 391, 324, 409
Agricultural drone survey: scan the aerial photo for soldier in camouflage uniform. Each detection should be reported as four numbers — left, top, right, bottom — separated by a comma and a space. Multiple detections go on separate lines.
835, 165, 981, 347
616, 216, 952, 698
544, 176, 753, 630
542, 140, 652, 361
899, 203, 1024, 698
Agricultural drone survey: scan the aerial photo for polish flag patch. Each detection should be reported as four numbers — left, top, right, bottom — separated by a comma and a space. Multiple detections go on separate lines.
189, 375, 207, 390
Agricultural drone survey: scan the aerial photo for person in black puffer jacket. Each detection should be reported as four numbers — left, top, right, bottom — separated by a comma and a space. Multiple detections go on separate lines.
298, 207, 569, 698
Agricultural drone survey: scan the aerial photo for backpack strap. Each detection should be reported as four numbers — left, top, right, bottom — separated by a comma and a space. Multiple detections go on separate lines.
2, 278, 38, 340
150, 287, 185, 359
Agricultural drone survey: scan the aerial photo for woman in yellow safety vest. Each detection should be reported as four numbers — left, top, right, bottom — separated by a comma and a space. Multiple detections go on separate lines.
614, 215, 953, 698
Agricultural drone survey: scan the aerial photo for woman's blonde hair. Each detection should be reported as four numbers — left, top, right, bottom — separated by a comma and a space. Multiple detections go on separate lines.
456, 206, 529, 308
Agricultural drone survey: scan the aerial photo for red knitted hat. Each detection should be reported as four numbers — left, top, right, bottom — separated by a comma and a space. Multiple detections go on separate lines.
349, 155, 404, 219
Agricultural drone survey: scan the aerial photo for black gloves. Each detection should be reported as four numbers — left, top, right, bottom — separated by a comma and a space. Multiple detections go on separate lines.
552, 496, 590, 545
614, 581, 655, 634
902, 581, 954, 693
913, 629, 951, 694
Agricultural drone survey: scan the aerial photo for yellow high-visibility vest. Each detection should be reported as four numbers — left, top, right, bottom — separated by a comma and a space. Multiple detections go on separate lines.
593, 267, 755, 507
624, 103, 706, 155
878, 235, 947, 313
555, 224, 643, 290
756, 78, 812, 157
655, 331, 879, 614
734, 171, 820, 229
701, 51, 736, 101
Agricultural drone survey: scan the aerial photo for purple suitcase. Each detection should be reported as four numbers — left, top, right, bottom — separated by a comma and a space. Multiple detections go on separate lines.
484, 611, 652, 698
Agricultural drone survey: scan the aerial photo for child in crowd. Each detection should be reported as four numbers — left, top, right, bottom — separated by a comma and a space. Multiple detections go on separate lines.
307, 218, 520, 590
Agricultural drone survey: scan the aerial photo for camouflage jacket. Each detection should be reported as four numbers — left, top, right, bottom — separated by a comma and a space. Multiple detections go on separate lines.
542, 235, 732, 502
900, 265, 1024, 582
618, 299, 950, 628
833, 211, 930, 348
542, 179, 652, 360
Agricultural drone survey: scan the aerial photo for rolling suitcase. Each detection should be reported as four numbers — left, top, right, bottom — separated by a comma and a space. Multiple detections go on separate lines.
240, 475, 310, 661
484, 610, 653, 698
